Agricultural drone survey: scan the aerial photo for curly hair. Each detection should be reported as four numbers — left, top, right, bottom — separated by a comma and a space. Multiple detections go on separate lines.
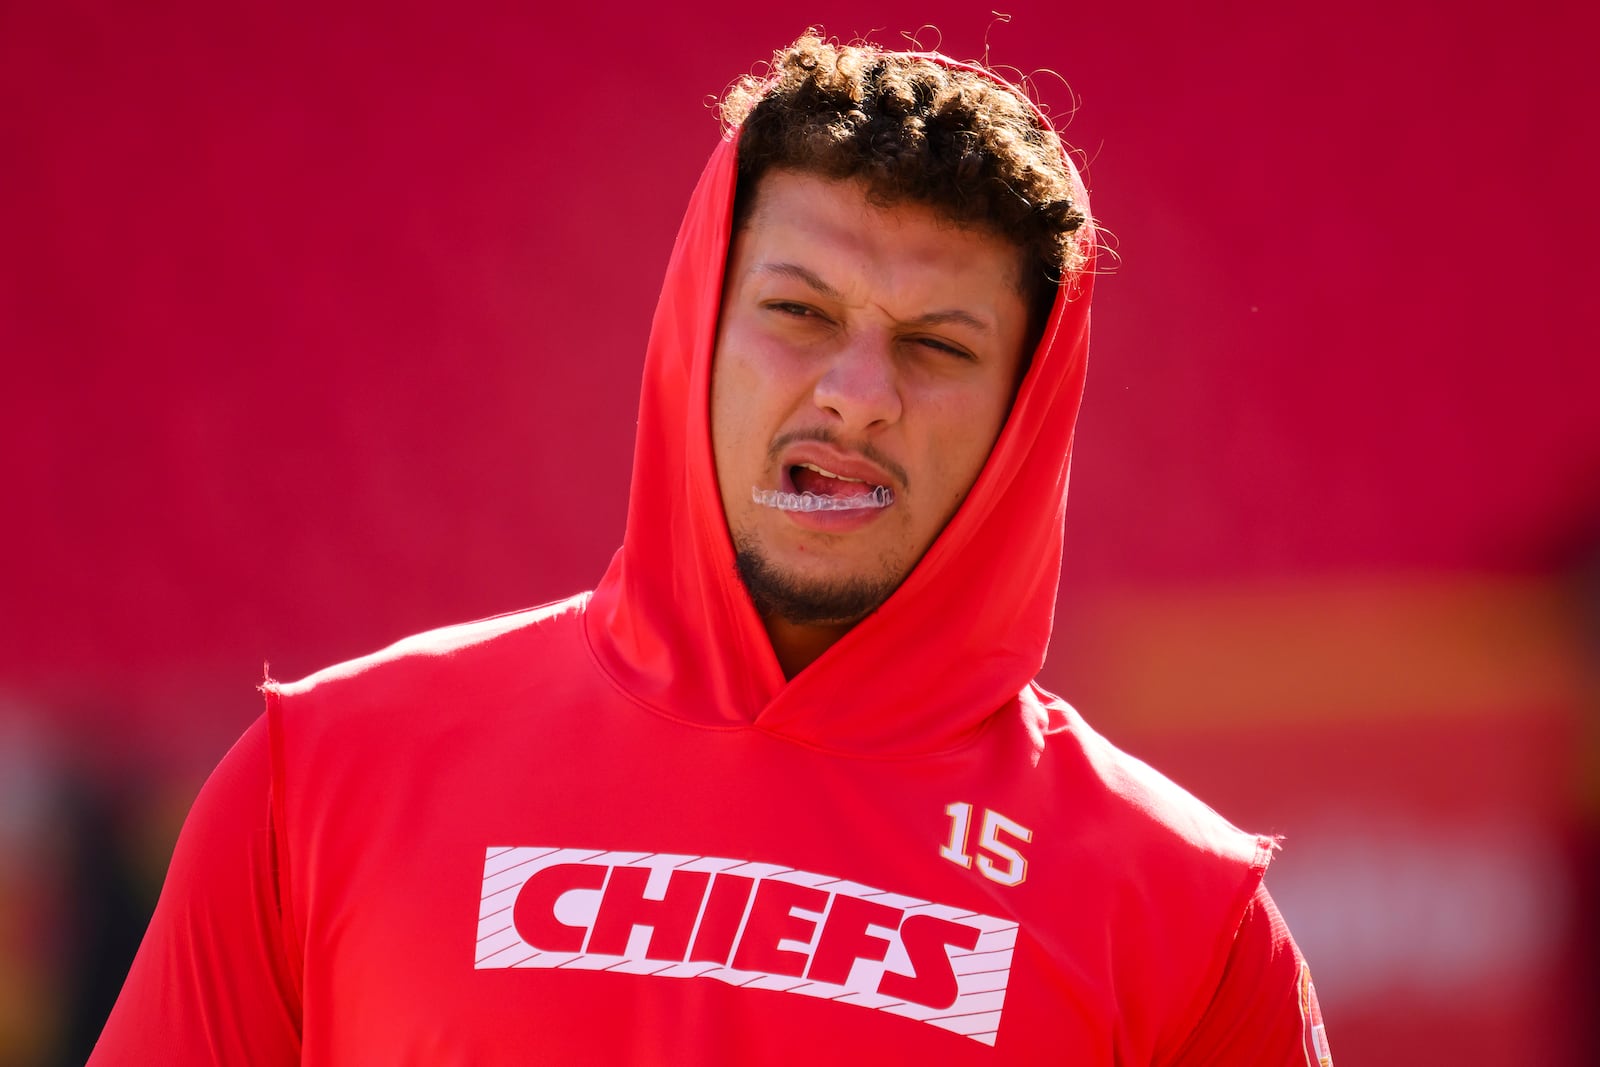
720, 33, 1091, 324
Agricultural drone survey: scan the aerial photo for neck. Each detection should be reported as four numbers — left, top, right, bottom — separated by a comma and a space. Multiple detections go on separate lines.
763, 615, 853, 679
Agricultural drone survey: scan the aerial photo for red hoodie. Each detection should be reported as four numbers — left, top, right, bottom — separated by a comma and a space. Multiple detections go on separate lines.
92, 59, 1329, 1067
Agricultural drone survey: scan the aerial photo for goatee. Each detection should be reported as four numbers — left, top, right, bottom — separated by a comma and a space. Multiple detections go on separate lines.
733, 544, 896, 626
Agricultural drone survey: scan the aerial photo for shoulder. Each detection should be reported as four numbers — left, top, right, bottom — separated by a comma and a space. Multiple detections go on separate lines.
1020, 686, 1291, 1059
261, 592, 599, 763
1027, 685, 1276, 875
270, 593, 592, 701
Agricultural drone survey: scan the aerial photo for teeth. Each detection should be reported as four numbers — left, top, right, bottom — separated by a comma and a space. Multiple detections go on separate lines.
753, 486, 894, 512
798, 462, 867, 484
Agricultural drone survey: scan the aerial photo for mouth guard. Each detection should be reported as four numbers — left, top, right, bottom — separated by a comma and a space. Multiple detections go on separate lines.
752, 485, 894, 512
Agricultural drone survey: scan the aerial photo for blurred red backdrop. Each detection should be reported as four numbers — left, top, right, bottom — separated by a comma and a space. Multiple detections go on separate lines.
2, 3, 1595, 1063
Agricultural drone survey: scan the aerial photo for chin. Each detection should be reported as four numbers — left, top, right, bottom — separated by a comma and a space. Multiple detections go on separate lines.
733, 545, 899, 627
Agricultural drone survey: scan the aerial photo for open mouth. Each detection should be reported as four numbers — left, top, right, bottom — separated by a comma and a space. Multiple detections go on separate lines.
752, 462, 894, 512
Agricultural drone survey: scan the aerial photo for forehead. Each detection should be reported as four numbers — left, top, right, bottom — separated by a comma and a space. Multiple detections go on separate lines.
736, 169, 1027, 297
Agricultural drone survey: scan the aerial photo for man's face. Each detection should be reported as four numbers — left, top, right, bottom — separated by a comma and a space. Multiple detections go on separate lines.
710, 169, 1032, 628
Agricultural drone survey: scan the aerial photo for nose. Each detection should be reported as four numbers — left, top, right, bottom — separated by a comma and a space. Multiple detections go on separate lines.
812, 331, 902, 431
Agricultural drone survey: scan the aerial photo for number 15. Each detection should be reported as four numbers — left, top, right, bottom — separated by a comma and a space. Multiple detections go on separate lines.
940, 802, 1032, 887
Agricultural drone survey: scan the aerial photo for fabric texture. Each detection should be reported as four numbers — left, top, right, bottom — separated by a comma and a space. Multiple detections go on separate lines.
92, 58, 1324, 1065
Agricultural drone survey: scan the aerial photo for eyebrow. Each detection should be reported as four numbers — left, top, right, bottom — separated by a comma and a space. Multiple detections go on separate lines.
753, 262, 843, 301
752, 261, 995, 335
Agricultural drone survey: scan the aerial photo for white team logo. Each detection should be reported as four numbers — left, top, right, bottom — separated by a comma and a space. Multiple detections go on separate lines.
475, 847, 1019, 1046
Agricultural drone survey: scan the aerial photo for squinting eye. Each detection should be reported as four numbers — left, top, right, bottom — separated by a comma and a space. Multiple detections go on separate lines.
915, 337, 974, 360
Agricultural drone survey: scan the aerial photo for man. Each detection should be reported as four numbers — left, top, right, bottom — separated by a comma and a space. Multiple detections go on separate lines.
92, 34, 1330, 1064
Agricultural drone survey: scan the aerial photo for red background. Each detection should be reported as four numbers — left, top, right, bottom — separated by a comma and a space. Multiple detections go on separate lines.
2, 3, 1595, 1063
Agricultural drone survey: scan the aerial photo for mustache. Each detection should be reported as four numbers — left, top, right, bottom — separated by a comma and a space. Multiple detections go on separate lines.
767, 427, 910, 491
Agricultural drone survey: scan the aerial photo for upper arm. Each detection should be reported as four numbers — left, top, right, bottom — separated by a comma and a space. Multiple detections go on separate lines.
1167, 884, 1332, 1067
89, 712, 302, 1065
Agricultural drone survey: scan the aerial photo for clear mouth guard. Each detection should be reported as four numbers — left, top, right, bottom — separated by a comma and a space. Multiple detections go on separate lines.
752, 485, 894, 512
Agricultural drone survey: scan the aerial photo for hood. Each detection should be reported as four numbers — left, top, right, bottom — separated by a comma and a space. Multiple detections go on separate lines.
585, 57, 1094, 758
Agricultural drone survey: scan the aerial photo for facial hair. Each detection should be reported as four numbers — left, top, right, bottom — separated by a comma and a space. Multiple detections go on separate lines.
733, 542, 899, 627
